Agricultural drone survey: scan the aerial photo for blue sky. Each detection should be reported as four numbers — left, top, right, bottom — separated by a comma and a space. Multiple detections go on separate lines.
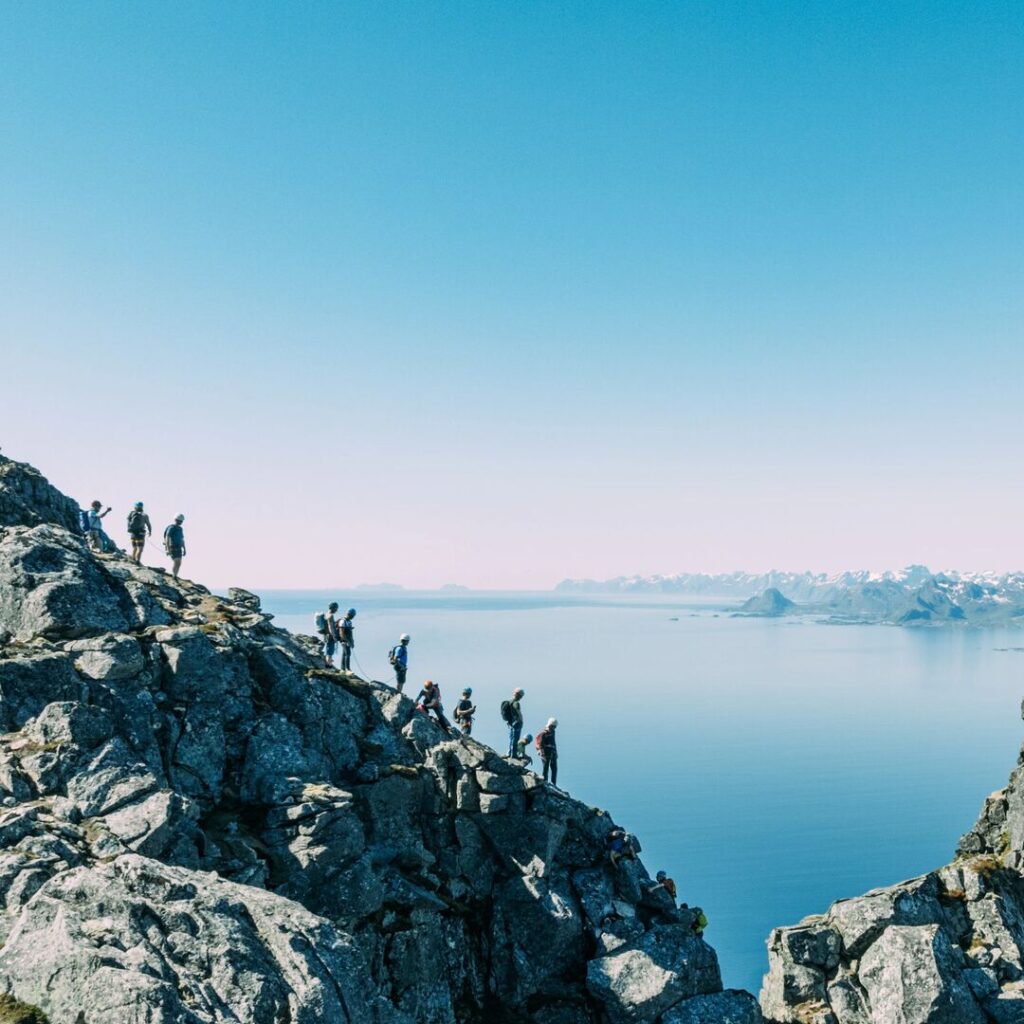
2, 2, 1022, 588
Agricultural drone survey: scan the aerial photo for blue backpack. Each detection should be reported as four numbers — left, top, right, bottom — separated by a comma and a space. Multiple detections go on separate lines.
78, 509, 91, 534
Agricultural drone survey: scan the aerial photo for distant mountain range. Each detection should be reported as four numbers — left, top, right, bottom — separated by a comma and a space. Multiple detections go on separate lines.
556, 566, 1024, 625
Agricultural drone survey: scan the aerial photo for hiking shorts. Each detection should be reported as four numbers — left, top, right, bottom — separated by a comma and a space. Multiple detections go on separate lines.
130, 533, 147, 545
168, 546, 184, 559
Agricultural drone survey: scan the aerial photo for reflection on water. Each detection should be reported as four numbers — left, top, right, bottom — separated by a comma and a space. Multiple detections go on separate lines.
263, 590, 1024, 992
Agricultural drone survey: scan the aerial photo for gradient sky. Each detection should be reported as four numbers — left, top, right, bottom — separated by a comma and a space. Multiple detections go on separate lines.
2, 2, 1022, 589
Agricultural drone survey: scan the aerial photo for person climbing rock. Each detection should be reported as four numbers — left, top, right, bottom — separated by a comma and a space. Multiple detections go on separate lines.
501, 688, 525, 757
606, 828, 636, 866
339, 608, 356, 671
389, 634, 410, 692
679, 903, 708, 937
163, 514, 186, 579
127, 502, 152, 564
536, 717, 558, 785
453, 687, 476, 735
86, 500, 112, 552
652, 870, 677, 902
415, 680, 451, 731
515, 733, 534, 765
318, 602, 340, 668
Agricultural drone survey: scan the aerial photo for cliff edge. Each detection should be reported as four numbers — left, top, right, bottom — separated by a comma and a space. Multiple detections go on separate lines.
0, 453, 760, 1024
761, 711, 1024, 1024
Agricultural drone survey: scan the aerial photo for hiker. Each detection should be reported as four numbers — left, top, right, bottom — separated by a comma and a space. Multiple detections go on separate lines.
390, 634, 410, 692
163, 514, 186, 579
316, 602, 340, 668
514, 733, 534, 765
680, 903, 709, 937
606, 828, 636, 867
86, 501, 112, 552
414, 680, 452, 731
127, 502, 152, 564
338, 608, 356, 671
453, 687, 476, 735
536, 718, 558, 785
648, 870, 677, 902
501, 688, 525, 757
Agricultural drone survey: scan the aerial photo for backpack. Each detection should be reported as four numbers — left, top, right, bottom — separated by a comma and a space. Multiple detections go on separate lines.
127, 510, 145, 533
388, 646, 399, 667
500, 700, 514, 724
535, 728, 547, 752
314, 611, 327, 635
78, 509, 91, 533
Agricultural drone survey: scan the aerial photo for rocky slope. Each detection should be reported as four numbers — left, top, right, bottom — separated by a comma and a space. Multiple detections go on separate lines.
0, 454, 760, 1024
760, 706, 1024, 1024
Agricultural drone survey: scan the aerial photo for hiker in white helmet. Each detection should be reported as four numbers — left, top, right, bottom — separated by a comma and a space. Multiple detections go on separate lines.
537, 718, 559, 786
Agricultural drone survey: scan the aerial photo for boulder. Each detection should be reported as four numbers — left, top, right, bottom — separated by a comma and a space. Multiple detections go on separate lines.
586, 924, 722, 1022
661, 989, 763, 1023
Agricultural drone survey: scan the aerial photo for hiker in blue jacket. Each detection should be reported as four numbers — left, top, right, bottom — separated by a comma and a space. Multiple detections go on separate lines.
163, 514, 186, 580
390, 634, 410, 692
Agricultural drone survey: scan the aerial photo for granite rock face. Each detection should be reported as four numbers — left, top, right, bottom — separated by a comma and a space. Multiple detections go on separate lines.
761, 707, 1024, 1024
0, 453, 751, 1024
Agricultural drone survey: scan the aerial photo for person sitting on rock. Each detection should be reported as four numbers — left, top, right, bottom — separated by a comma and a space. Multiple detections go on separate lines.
606, 828, 636, 867
679, 902, 708, 937
415, 680, 452, 731
127, 501, 152, 564
87, 500, 112, 552
453, 687, 476, 735
163, 514, 186, 580
515, 733, 534, 765
339, 608, 356, 672
536, 718, 558, 786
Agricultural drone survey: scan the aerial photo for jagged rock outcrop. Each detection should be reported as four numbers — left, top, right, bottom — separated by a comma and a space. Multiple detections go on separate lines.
761, 707, 1024, 1024
0, 453, 756, 1024
738, 589, 796, 618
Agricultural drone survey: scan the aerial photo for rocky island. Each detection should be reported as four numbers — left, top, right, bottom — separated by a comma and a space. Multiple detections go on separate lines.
0, 453, 759, 1023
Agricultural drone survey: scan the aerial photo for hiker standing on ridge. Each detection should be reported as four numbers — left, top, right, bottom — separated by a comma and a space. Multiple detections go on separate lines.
501, 688, 525, 757
390, 634, 410, 692
87, 501, 112, 552
163, 514, 186, 579
339, 609, 356, 672
317, 602, 340, 668
453, 687, 476, 735
537, 718, 558, 785
415, 680, 452, 731
127, 502, 152, 564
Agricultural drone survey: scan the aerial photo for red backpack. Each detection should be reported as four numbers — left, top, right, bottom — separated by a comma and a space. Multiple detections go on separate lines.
535, 729, 547, 752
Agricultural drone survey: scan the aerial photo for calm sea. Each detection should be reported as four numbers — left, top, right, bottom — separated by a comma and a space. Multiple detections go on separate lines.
261, 590, 1024, 994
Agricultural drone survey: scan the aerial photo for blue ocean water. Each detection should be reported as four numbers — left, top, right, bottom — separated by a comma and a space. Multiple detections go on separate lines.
262, 590, 1024, 994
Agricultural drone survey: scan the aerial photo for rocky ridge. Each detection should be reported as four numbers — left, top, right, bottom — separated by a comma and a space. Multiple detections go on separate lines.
0, 453, 761, 1024
760, 703, 1024, 1024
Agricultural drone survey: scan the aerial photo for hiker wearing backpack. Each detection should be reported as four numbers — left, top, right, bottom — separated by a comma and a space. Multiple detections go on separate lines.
453, 687, 476, 736
86, 501, 112, 552
315, 602, 340, 667
339, 609, 356, 672
536, 718, 558, 785
127, 502, 152, 564
389, 634, 410, 692
163, 514, 186, 579
414, 680, 452, 731
501, 688, 525, 757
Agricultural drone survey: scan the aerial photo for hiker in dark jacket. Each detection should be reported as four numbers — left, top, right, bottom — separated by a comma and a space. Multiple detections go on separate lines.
163, 515, 186, 579
453, 687, 476, 735
504, 688, 524, 757
339, 608, 356, 671
415, 680, 451, 731
537, 717, 558, 785
127, 502, 152, 564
